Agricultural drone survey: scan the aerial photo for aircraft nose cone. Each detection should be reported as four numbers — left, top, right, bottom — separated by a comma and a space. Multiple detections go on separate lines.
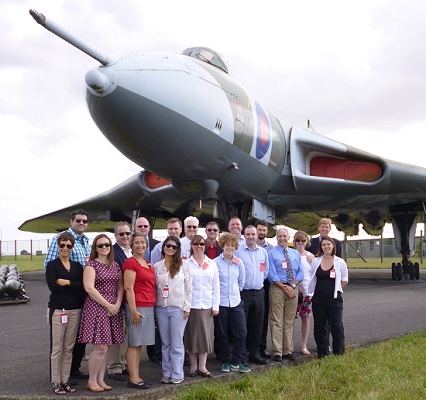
85, 69, 109, 92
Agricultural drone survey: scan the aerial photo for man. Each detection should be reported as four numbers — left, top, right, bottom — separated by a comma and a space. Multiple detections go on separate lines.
150, 217, 183, 265
107, 222, 132, 381
235, 225, 269, 365
204, 221, 223, 259
180, 216, 199, 259
44, 209, 91, 382
255, 220, 275, 359
134, 216, 159, 262
228, 216, 245, 246
307, 218, 342, 258
268, 226, 304, 362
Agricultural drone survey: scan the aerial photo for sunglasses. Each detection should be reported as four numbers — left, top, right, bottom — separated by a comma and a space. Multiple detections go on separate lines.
207, 228, 218, 232
74, 218, 88, 224
96, 243, 111, 249
137, 224, 149, 228
193, 242, 206, 246
186, 225, 198, 229
295, 239, 307, 243
59, 243, 73, 249
118, 231, 131, 237
164, 243, 179, 250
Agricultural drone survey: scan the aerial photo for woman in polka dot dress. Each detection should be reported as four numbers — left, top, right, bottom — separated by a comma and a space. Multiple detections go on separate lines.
78, 234, 124, 392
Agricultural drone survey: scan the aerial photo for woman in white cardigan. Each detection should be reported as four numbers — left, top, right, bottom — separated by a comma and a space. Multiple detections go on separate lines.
308, 236, 348, 358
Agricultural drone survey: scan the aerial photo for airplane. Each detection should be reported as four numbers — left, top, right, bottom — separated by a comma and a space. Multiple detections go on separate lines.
21, 9, 425, 281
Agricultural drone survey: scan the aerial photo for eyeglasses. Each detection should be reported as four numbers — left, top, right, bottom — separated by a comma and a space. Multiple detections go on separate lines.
295, 239, 307, 243
74, 219, 88, 224
59, 243, 73, 249
96, 243, 111, 249
207, 228, 218, 232
164, 243, 179, 250
193, 242, 206, 246
118, 232, 131, 237
186, 225, 198, 229
137, 224, 149, 228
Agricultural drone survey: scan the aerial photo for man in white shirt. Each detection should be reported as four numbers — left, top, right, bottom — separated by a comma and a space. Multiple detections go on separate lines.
180, 216, 199, 259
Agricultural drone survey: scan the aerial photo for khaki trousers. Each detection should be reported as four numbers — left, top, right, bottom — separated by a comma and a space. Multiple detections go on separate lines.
269, 284, 298, 356
50, 308, 81, 384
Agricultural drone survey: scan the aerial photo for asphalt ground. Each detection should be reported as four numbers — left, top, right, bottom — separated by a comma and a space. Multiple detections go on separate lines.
0, 269, 425, 399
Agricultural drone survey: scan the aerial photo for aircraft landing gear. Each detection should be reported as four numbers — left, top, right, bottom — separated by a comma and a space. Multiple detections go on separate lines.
391, 254, 420, 281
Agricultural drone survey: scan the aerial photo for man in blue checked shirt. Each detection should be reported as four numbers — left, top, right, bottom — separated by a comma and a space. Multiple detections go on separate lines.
44, 209, 91, 383
268, 226, 304, 362
235, 225, 269, 365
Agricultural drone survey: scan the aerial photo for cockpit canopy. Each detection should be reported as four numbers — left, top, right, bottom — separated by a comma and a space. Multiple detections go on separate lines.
182, 47, 230, 74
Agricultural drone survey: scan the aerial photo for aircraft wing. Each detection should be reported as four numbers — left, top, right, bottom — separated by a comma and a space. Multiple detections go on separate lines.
18, 171, 222, 233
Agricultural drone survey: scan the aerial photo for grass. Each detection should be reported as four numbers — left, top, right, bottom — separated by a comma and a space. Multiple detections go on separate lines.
1, 255, 423, 273
176, 331, 426, 400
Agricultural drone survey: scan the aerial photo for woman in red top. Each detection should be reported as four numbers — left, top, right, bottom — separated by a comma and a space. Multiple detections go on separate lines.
123, 233, 156, 389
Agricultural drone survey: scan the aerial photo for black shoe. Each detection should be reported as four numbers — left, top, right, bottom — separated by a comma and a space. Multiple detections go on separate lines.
149, 358, 162, 368
122, 368, 129, 375
273, 355, 282, 362
283, 353, 296, 361
108, 372, 126, 381
249, 357, 268, 365
127, 379, 152, 389
260, 350, 271, 359
70, 370, 89, 379
67, 378, 77, 386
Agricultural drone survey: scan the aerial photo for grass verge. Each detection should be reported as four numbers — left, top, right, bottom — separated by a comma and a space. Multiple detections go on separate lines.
176, 331, 426, 400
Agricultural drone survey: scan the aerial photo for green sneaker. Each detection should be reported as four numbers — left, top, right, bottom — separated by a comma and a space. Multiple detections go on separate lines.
221, 363, 231, 372
231, 363, 251, 373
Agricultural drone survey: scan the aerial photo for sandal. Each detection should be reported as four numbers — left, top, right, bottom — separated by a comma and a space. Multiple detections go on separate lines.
62, 382, 76, 393
301, 348, 311, 355
52, 383, 66, 395
188, 369, 197, 377
197, 369, 213, 378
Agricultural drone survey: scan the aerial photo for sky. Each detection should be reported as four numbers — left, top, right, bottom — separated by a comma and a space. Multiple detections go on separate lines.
1, 0, 426, 243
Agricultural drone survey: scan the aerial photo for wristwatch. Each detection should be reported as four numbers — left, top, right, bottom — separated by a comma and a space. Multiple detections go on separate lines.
291, 283, 296, 288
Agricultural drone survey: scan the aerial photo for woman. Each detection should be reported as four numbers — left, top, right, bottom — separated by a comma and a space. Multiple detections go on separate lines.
78, 234, 124, 392
154, 236, 192, 384
46, 232, 86, 395
293, 230, 314, 355
308, 236, 349, 358
185, 235, 220, 378
123, 233, 156, 389
214, 233, 250, 373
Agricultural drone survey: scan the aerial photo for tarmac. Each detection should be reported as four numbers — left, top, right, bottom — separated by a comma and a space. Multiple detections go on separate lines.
0, 269, 425, 399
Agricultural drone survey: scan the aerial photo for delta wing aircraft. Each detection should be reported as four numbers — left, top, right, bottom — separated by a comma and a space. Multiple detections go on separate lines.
22, 10, 426, 280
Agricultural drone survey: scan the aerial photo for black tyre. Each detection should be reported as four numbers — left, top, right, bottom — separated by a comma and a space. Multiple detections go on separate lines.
408, 263, 415, 280
414, 262, 420, 280
396, 263, 403, 281
391, 263, 397, 280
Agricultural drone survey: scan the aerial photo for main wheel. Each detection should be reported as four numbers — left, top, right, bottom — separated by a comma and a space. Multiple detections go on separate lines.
396, 263, 403, 281
414, 262, 420, 280
408, 263, 415, 280
391, 263, 397, 280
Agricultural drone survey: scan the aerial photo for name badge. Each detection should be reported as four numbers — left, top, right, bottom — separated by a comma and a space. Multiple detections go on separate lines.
260, 262, 266, 272
201, 262, 209, 270
282, 260, 288, 270
60, 312, 68, 325
330, 269, 336, 279
232, 256, 240, 265
163, 287, 169, 298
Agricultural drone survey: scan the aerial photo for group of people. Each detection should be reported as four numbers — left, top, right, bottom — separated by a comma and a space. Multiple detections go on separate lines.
44, 210, 349, 395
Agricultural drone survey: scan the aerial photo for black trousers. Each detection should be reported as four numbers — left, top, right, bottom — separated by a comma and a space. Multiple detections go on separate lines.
241, 288, 264, 360
312, 294, 345, 357
216, 302, 247, 365
260, 279, 270, 352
